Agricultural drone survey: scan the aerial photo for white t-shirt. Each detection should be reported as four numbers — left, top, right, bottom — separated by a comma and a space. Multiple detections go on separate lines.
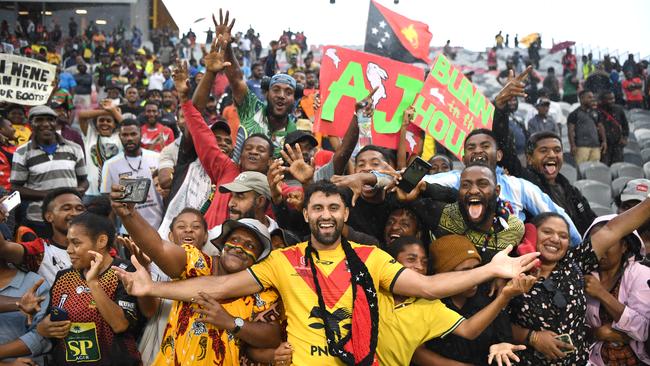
100, 149, 163, 231
83, 123, 122, 196
39, 241, 71, 285
240, 38, 251, 52
148, 72, 165, 91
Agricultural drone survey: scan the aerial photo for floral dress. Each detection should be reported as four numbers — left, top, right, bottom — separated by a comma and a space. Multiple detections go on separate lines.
508, 239, 599, 365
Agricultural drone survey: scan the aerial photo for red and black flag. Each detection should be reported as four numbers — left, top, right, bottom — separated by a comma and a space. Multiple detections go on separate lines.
364, 0, 432, 64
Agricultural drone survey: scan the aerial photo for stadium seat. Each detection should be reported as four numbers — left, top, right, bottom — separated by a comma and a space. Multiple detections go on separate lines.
579, 161, 611, 185
633, 121, 650, 131
626, 140, 640, 152
610, 162, 629, 178
642, 148, 650, 163
451, 161, 465, 171
574, 180, 612, 206
623, 152, 644, 167
590, 202, 614, 216
624, 147, 640, 155
616, 164, 645, 179
645, 162, 650, 179
641, 140, 650, 150
611, 176, 634, 198
563, 152, 576, 167
635, 128, 650, 141
559, 164, 577, 184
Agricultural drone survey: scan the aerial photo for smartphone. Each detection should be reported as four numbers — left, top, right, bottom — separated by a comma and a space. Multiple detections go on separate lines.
50, 306, 69, 321
114, 178, 151, 204
397, 157, 432, 193
555, 333, 574, 353
1, 191, 21, 212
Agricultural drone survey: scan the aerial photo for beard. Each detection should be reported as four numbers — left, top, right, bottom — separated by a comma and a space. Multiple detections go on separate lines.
310, 218, 344, 246
229, 207, 256, 221
459, 194, 498, 231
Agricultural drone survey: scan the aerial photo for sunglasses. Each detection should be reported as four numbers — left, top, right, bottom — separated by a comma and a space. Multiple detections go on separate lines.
542, 278, 567, 308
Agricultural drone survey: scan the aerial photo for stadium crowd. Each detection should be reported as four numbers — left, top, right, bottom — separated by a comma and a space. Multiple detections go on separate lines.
0, 6, 649, 366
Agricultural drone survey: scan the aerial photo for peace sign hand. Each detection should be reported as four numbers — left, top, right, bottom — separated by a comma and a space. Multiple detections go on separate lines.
495, 66, 532, 110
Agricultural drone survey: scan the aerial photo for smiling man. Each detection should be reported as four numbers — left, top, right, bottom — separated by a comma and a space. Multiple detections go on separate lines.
10, 105, 88, 236
113, 180, 540, 366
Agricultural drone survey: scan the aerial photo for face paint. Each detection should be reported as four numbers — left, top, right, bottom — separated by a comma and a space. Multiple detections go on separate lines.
224, 241, 258, 262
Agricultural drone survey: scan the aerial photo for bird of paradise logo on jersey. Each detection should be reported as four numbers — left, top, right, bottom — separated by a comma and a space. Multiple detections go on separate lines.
401, 24, 419, 49
308, 306, 352, 341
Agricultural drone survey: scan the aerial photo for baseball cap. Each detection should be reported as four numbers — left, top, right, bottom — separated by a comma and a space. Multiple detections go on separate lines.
535, 97, 551, 107
429, 235, 481, 274
284, 130, 318, 149
28, 105, 58, 120
270, 227, 302, 247
219, 171, 271, 200
620, 179, 650, 203
209, 120, 231, 135
212, 219, 272, 262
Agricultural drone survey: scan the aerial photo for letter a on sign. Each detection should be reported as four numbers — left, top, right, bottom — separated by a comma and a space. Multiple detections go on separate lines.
314, 46, 425, 151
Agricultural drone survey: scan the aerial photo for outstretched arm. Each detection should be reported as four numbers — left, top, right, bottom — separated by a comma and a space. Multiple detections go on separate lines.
392, 246, 539, 300
453, 276, 535, 340
591, 197, 650, 259
113, 256, 262, 302
212, 9, 248, 105
110, 187, 186, 278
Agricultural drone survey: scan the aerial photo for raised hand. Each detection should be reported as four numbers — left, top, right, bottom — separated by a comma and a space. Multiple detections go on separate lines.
18, 278, 46, 325
112, 255, 153, 297
394, 179, 426, 202
487, 343, 526, 366
495, 66, 532, 109
280, 143, 315, 185
488, 245, 540, 279
355, 86, 379, 118
193, 292, 234, 330
86, 251, 104, 283
109, 183, 137, 217
117, 236, 151, 270
267, 159, 285, 205
204, 34, 232, 74
172, 60, 190, 102
212, 9, 236, 44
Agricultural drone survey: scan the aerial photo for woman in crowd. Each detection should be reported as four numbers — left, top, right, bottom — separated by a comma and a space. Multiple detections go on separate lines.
77, 101, 123, 200
583, 214, 650, 365
508, 195, 650, 365
38, 212, 141, 365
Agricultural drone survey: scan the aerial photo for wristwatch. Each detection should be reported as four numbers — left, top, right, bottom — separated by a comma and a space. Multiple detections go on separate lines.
232, 317, 244, 334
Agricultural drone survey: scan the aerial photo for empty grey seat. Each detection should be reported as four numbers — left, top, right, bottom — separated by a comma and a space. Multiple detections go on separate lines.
645, 162, 650, 178
617, 164, 645, 179
579, 161, 612, 185
610, 162, 629, 178
641, 139, 650, 150
451, 161, 465, 171
611, 176, 634, 198
563, 152, 577, 167
590, 202, 614, 216
559, 164, 577, 184
642, 148, 650, 163
574, 180, 612, 206
623, 152, 643, 167
626, 140, 640, 152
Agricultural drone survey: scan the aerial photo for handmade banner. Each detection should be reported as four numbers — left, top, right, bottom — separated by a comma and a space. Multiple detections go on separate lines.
411, 54, 495, 159
0, 54, 56, 105
314, 46, 425, 151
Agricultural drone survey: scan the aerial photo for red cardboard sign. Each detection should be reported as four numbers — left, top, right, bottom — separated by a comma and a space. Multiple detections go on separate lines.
314, 46, 425, 151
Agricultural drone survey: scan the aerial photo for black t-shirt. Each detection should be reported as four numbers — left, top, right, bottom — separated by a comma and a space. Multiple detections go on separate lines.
426, 293, 512, 366
118, 103, 143, 117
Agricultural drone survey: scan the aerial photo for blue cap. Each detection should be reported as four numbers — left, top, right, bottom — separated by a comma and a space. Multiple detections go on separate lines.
269, 74, 296, 90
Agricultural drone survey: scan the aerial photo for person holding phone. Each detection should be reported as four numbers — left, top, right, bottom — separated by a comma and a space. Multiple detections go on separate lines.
508, 196, 650, 365
40, 212, 142, 365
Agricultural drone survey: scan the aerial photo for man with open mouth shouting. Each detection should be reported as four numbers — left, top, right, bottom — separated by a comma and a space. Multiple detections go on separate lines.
492, 67, 597, 235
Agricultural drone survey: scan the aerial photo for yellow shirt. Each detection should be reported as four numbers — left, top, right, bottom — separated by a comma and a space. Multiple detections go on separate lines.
248, 241, 404, 366
13, 124, 31, 146
153, 244, 279, 366
376, 291, 464, 365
